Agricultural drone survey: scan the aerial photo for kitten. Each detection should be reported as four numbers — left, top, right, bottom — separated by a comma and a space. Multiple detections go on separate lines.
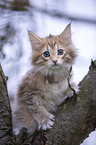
13, 23, 78, 135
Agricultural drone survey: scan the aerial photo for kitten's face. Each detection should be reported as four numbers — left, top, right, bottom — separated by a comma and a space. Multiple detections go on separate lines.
28, 24, 77, 74
41, 39, 69, 69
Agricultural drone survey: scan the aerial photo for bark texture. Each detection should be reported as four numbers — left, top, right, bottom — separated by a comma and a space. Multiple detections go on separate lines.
0, 60, 96, 145
0, 64, 13, 144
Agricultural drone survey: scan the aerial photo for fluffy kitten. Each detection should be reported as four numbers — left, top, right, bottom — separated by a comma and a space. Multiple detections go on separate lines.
13, 23, 78, 135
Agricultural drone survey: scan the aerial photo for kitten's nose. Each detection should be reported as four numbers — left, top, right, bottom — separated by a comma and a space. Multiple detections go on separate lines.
52, 60, 58, 65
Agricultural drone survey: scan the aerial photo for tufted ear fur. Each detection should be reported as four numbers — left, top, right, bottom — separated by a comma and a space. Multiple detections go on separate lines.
28, 30, 43, 49
59, 23, 72, 46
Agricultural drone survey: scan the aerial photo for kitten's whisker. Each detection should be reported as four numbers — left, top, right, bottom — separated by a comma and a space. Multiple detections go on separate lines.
34, 64, 48, 76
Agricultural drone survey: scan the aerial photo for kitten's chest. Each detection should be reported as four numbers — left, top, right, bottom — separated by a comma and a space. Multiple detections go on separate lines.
42, 79, 68, 105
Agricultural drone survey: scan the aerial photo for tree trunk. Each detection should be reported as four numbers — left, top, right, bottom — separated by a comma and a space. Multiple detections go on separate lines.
0, 64, 13, 144
0, 60, 96, 145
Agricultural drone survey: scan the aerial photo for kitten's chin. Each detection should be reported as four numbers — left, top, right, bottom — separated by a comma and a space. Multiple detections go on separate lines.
49, 64, 60, 70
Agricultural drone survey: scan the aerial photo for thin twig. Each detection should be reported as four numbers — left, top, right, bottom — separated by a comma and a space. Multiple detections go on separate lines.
67, 66, 77, 99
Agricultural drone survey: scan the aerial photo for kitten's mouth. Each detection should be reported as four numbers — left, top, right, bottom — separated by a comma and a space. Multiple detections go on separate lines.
52, 64, 59, 66
52, 64, 60, 68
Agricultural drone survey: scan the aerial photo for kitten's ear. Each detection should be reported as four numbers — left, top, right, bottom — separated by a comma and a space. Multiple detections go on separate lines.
28, 30, 42, 49
59, 23, 72, 44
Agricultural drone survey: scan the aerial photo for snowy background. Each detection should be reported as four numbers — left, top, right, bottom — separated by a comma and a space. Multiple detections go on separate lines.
0, 0, 96, 144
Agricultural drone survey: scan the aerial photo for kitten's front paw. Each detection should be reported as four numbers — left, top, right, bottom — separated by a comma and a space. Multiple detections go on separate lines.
66, 83, 79, 97
13, 128, 20, 135
38, 114, 55, 130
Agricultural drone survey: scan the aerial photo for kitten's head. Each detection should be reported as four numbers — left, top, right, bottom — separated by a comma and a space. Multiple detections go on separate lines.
28, 24, 77, 75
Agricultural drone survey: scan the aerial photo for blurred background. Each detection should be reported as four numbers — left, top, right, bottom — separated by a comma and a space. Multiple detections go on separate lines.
0, 0, 96, 144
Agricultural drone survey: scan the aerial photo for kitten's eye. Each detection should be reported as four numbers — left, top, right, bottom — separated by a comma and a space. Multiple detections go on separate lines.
58, 49, 64, 55
43, 51, 50, 57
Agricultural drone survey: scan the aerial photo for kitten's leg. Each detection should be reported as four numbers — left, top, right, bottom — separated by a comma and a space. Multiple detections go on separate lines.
26, 101, 55, 130
35, 106, 55, 130
12, 103, 38, 135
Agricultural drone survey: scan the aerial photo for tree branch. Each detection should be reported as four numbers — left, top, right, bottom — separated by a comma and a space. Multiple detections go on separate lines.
32, 60, 96, 145
31, 6, 96, 25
